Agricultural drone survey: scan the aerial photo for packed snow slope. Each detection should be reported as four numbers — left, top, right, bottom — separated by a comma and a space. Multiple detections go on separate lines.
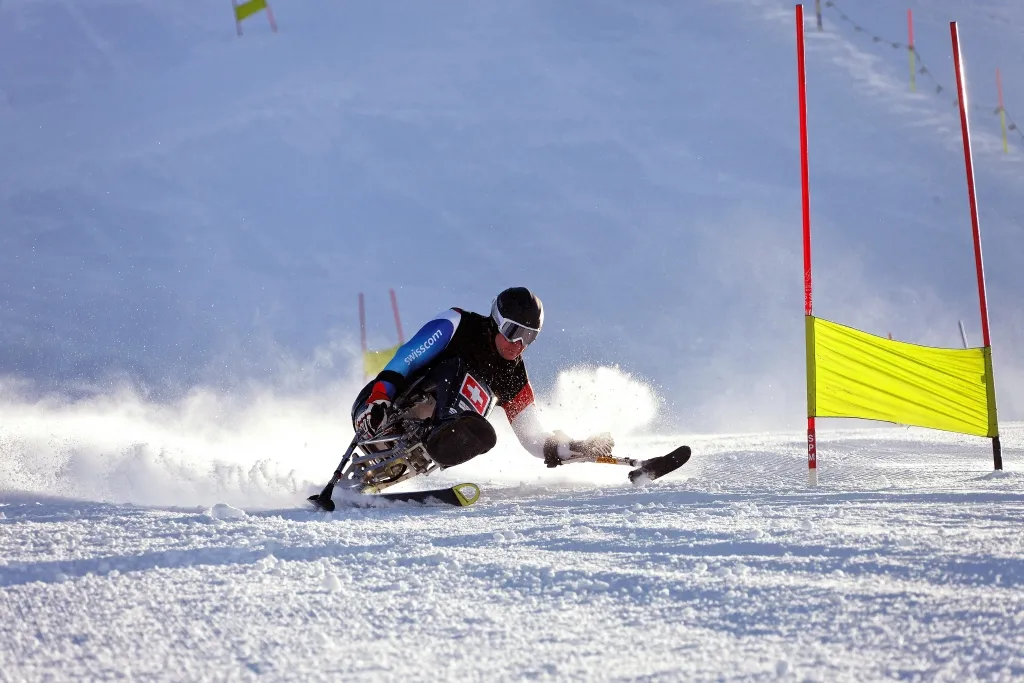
1, 427, 1023, 681
2, 0, 1024, 431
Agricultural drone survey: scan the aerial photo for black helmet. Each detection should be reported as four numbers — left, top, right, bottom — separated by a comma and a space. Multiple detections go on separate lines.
491, 287, 543, 346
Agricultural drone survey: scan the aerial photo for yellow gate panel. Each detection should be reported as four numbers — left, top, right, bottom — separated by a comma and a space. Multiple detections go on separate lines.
363, 345, 399, 379
234, 0, 268, 22
806, 316, 996, 437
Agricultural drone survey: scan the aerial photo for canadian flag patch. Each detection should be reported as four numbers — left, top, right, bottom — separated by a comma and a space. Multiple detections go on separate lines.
459, 373, 491, 415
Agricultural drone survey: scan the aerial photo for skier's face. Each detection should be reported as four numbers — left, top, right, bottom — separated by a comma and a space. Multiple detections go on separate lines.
494, 333, 525, 361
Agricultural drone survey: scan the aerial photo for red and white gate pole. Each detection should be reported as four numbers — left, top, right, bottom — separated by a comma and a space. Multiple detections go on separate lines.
950, 21, 1002, 470
389, 289, 405, 344
796, 5, 817, 486
358, 292, 368, 355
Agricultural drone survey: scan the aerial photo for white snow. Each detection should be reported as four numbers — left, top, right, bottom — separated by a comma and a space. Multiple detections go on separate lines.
206, 503, 247, 521
1, 425, 1022, 681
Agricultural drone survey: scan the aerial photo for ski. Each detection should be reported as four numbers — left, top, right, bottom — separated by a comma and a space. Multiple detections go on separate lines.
308, 482, 481, 511
371, 482, 481, 507
628, 445, 691, 484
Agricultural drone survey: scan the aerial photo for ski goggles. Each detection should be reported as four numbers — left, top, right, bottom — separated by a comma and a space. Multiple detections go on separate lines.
491, 300, 541, 347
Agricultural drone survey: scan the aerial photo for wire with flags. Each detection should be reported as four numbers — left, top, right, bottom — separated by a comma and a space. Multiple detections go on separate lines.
819, 0, 1021, 148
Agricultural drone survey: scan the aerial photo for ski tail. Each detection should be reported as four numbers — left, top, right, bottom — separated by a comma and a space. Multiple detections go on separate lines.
629, 446, 691, 484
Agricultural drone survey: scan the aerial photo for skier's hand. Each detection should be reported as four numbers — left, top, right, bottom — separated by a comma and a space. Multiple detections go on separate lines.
546, 432, 615, 467
355, 398, 392, 440
568, 432, 615, 459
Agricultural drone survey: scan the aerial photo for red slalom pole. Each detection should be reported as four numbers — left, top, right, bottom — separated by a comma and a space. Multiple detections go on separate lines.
796, 4, 817, 486
265, 3, 278, 32
358, 292, 368, 354
798, 8, 812, 322
358, 292, 369, 380
950, 21, 1002, 470
908, 9, 917, 92
389, 288, 405, 344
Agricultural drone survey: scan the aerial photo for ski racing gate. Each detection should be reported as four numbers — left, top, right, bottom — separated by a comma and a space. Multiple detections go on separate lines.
794, 5, 1003, 485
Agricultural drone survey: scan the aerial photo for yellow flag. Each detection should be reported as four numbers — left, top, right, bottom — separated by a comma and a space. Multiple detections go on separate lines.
807, 316, 997, 437
234, 0, 268, 22
363, 345, 399, 379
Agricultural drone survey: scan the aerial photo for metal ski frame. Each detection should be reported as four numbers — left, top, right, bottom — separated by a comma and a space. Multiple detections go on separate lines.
349, 429, 440, 493
310, 381, 442, 510
311, 431, 440, 505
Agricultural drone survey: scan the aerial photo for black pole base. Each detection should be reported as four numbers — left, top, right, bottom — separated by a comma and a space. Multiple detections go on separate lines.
308, 481, 337, 512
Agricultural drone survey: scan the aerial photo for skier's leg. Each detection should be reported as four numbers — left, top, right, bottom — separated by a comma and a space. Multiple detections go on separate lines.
426, 413, 497, 467
416, 358, 497, 467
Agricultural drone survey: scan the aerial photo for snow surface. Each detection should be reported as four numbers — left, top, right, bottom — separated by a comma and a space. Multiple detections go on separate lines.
1, 421, 1022, 681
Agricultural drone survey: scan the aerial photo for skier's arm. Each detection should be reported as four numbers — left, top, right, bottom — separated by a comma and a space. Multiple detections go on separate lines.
363, 309, 462, 403
503, 383, 572, 461
505, 383, 615, 466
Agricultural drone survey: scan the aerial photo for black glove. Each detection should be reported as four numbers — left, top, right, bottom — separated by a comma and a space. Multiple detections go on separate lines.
544, 447, 562, 468
354, 398, 392, 440
544, 432, 614, 467
568, 433, 614, 459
